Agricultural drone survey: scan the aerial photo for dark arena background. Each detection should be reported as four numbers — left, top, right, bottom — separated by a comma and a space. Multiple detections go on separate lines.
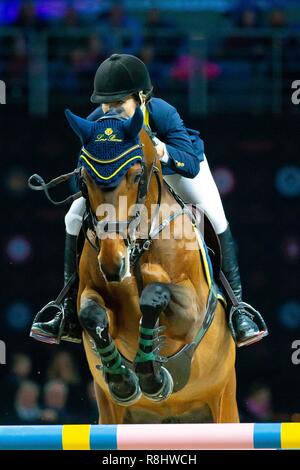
0, 0, 300, 432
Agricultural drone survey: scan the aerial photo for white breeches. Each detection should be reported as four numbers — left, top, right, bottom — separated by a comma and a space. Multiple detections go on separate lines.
64, 196, 86, 236
65, 155, 228, 236
163, 155, 228, 234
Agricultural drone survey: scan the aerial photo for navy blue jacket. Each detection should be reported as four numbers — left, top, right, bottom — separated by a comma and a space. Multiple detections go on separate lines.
87, 97, 204, 178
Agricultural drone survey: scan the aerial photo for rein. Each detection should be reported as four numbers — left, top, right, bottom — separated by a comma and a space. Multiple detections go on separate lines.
28, 168, 81, 206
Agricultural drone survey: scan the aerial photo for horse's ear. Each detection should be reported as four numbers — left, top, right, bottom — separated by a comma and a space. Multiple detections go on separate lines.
123, 107, 144, 139
65, 109, 94, 145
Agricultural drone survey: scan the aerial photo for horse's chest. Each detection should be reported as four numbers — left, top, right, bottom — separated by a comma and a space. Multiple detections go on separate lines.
123, 405, 213, 424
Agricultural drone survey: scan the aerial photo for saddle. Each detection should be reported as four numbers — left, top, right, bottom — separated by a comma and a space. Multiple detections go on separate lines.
193, 207, 222, 282
163, 182, 222, 283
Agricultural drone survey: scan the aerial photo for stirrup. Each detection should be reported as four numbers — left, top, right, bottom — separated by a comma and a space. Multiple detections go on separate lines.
229, 302, 268, 348
30, 301, 65, 345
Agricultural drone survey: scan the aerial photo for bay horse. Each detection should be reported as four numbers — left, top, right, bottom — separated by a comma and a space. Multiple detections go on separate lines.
66, 106, 239, 424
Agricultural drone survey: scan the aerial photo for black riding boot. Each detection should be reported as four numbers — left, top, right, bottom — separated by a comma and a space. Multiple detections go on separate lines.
30, 233, 82, 344
218, 225, 267, 347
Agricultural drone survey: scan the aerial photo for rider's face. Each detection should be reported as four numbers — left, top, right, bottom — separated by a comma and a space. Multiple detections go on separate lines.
101, 96, 138, 117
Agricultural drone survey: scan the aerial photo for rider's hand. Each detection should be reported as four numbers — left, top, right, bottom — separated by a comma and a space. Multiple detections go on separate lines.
153, 137, 169, 163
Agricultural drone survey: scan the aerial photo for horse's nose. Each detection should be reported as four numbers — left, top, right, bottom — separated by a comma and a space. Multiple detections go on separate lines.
100, 256, 127, 282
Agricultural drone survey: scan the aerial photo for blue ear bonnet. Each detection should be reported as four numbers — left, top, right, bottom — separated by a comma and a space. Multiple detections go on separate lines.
65, 107, 144, 188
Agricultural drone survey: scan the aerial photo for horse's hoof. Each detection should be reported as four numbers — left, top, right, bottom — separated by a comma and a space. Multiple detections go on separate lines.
109, 369, 142, 407
142, 367, 173, 402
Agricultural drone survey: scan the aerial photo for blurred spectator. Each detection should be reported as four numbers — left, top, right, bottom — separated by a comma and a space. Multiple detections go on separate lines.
86, 34, 108, 67
56, 38, 106, 97
3, 381, 41, 425
139, 43, 168, 89
145, 8, 169, 30
143, 8, 186, 63
11, 353, 32, 381
13, 1, 47, 31
47, 351, 80, 386
99, 2, 143, 55
46, 351, 84, 409
0, 353, 32, 410
69, 47, 91, 72
8, 35, 28, 99
269, 9, 287, 29
224, 7, 268, 62
61, 7, 80, 29
242, 384, 274, 422
60, 48, 90, 95
237, 8, 262, 29
41, 379, 72, 423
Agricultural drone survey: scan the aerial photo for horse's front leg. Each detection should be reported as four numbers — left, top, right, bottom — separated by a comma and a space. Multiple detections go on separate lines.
134, 278, 173, 402
79, 289, 141, 406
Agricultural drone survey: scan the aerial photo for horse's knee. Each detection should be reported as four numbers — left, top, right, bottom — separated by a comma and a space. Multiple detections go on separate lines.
78, 299, 108, 339
140, 282, 171, 315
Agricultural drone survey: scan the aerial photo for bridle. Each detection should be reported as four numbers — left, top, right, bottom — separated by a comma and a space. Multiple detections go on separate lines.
28, 129, 184, 288
80, 140, 163, 269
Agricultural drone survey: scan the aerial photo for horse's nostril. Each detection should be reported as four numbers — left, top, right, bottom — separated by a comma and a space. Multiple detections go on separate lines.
100, 256, 127, 283
105, 273, 121, 282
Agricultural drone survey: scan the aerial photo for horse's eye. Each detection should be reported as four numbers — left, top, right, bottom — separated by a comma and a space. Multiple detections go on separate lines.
134, 173, 142, 184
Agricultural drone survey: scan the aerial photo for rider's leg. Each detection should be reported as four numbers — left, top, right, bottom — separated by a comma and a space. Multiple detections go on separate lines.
30, 197, 86, 343
164, 155, 265, 347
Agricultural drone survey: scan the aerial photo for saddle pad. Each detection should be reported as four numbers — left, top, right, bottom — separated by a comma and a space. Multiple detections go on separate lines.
193, 224, 226, 306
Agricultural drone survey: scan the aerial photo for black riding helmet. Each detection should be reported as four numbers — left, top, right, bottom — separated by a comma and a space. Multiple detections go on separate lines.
90, 53, 153, 104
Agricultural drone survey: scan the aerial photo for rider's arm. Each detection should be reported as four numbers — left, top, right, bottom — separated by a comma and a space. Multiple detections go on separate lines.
86, 104, 203, 179
156, 103, 203, 179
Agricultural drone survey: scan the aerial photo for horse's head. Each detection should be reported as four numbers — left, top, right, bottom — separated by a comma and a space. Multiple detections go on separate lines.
65, 106, 158, 282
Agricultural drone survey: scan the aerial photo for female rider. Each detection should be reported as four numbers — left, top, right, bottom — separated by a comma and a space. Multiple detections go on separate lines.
31, 54, 266, 347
